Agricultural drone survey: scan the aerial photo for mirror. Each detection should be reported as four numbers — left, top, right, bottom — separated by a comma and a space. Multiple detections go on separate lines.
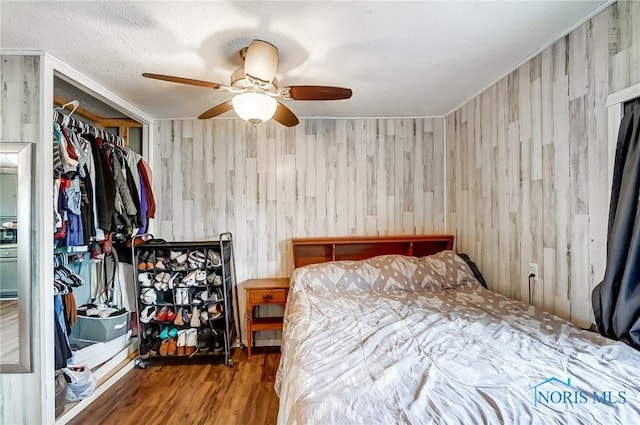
0, 142, 32, 373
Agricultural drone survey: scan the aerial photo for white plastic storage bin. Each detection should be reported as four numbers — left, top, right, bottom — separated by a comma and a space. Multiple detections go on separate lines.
70, 311, 130, 343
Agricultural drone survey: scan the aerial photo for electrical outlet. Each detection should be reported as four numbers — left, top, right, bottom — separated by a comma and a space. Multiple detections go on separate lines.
529, 263, 539, 278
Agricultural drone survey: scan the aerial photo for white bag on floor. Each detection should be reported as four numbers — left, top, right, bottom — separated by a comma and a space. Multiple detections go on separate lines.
63, 364, 97, 401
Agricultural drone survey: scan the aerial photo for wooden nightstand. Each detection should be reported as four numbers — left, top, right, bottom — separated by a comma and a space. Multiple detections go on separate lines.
244, 278, 290, 362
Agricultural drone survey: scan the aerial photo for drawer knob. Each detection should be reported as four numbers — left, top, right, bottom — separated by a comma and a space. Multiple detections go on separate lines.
262, 294, 273, 301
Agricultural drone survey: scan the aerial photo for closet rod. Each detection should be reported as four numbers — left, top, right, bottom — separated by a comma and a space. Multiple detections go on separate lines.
53, 96, 142, 128
53, 109, 126, 147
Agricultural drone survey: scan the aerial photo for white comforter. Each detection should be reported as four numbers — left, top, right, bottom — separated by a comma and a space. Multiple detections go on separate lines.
275, 252, 640, 425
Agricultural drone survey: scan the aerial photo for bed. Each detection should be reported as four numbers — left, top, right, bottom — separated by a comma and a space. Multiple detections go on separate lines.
275, 236, 640, 425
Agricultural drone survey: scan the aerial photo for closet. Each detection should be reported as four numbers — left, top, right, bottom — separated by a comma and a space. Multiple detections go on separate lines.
0, 53, 156, 425
51, 74, 154, 421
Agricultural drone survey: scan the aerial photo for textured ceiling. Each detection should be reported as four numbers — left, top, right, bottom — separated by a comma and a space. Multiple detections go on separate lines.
1, 1, 607, 119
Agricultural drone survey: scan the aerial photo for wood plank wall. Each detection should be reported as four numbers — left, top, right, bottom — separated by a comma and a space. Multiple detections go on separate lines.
0, 55, 43, 425
153, 118, 445, 341
445, 1, 640, 327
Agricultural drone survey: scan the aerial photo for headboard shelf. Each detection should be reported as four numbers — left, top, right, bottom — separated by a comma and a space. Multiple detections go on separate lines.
292, 234, 454, 268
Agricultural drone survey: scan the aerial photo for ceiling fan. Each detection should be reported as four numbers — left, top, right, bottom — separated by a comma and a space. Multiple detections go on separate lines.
142, 40, 352, 127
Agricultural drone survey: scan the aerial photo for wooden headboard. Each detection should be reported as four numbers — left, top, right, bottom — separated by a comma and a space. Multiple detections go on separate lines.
291, 234, 454, 269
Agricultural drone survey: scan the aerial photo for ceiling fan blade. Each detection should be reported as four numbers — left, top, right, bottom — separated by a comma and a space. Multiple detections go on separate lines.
198, 101, 233, 119
142, 73, 221, 89
273, 102, 299, 127
244, 40, 279, 84
288, 86, 352, 101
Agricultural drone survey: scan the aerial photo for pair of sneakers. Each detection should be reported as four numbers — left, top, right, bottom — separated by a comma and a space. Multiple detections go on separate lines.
140, 288, 157, 305
176, 328, 198, 356
198, 328, 224, 354
138, 272, 153, 287
180, 270, 207, 286
140, 305, 157, 323
173, 306, 192, 326
206, 302, 224, 320
137, 250, 154, 271
174, 287, 190, 305
206, 251, 222, 268
207, 273, 222, 287
192, 290, 209, 305
188, 250, 206, 269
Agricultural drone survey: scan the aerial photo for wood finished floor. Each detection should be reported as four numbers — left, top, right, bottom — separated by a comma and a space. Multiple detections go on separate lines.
68, 347, 281, 425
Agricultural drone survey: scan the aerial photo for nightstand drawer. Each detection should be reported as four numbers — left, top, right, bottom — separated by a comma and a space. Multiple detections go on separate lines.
248, 289, 287, 304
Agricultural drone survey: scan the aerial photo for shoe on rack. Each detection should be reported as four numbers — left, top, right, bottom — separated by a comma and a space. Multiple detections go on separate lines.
168, 327, 178, 339
140, 306, 156, 323
188, 250, 205, 263
170, 250, 183, 261
207, 273, 222, 287
208, 302, 223, 320
139, 337, 151, 359
159, 326, 169, 340
198, 328, 212, 351
212, 329, 224, 355
174, 307, 184, 326
200, 309, 208, 323
190, 306, 201, 328
182, 271, 197, 287
149, 338, 162, 357
137, 250, 152, 271
176, 288, 189, 305
175, 252, 188, 265
186, 328, 198, 356
140, 288, 157, 305
156, 306, 169, 322
155, 258, 168, 270
144, 324, 159, 340
207, 251, 222, 268
168, 338, 177, 356
182, 306, 192, 325
195, 270, 207, 283
138, 272, 152, 286
212, 287, 223, 302
153, 280, 163, 291
166, 308, 177, 322
177, 330, 187, 356
192, 290, 208, 305
172, 263, 188, 272
159, 339, 170, 356
167, 272, 182, 290
188, 259, 203, 270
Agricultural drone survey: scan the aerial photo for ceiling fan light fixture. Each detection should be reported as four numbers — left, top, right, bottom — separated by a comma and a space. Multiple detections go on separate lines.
244, 40, 278, 84
232, 92, 277, 125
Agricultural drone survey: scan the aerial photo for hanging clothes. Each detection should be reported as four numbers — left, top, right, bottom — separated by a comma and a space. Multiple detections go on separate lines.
81, 135, 105, 241
53, 112, 157, 242
54, 294, 73, 370
592, 98, 640, 349
138, 158, 156, 223
85, 134, 116, 232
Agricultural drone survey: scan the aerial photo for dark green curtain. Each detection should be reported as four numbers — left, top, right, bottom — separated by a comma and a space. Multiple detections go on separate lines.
592, 98, 640, 349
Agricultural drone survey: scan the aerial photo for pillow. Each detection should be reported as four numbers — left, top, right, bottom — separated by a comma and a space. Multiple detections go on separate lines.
418, 250, 480, 289
291, 254, 446, 294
